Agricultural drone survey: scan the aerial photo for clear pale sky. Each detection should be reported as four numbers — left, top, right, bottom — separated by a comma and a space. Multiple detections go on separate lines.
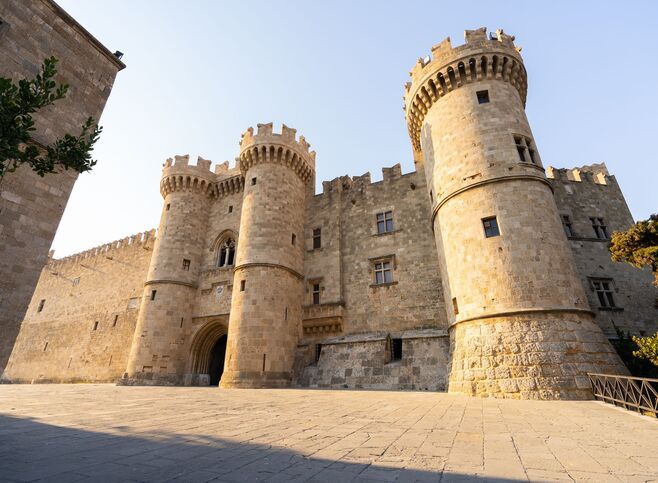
52, 0, 657, 257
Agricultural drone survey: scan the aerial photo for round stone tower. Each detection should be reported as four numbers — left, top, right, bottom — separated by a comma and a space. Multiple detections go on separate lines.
404, 28, 626, 399
220, 123, 315, 388
122, 155, 215, 385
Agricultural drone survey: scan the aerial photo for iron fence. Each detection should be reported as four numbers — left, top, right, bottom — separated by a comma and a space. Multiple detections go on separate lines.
588, 373, 658, 417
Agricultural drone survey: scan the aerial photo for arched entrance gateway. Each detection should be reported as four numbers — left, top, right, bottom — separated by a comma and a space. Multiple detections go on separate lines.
188, 319, 228, 386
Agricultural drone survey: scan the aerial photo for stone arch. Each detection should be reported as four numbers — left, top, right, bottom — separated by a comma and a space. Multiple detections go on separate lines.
188, 318, 229, 385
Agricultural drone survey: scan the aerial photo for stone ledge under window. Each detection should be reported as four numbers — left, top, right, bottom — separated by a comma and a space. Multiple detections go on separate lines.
598, 306, 624, 312
371, 229, 402, 237
568, 237, 609, 243
370, 281, 399, 288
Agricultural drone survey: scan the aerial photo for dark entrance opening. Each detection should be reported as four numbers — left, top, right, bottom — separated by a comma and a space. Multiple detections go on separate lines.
209, 335, 227, 386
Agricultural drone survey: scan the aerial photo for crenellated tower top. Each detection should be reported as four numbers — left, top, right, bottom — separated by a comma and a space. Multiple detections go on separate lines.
238, 122, 316, 184
404, 27, 527, 151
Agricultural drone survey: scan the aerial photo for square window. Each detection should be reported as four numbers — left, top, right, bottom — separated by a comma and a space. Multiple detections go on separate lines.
376, 211, 394, 234
313, 228, 322, 249
482, 216, 500, 237
476, 90, 489, 104
182, 258, 191, 271
374, 260, 393, 284
591, 279, 617, 308
590, 217, 608, 239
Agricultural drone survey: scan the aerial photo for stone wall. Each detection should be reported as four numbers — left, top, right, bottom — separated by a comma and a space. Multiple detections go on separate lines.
2, 231, 153, 383
549, 165, 658, 336
0, 0, 124, 372
297, 330, 450, 391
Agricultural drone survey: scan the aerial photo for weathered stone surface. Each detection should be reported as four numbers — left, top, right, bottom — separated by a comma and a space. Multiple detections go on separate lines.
3, 26, 657, 398
0, 0, 124, 373
1, 385, 657, 482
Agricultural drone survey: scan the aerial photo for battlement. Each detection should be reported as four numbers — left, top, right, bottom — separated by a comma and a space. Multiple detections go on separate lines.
48, 229, 156, 269
238, 122, 316, 184
546, 164, 616, 186
320, 163, 413, 195
160, 155, 219, 199
404, 28, 527, 151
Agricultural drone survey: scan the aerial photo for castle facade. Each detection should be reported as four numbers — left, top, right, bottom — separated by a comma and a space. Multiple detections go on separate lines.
3, 28, 656, 399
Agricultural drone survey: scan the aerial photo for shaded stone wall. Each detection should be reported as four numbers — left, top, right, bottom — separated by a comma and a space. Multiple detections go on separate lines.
297, 330, 450, 391
549, 166, 658, 336
2, 232, 153, 383
0, 0, 124, 372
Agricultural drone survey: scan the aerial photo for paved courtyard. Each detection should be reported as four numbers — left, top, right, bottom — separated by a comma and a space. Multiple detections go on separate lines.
0, 385, 656, 482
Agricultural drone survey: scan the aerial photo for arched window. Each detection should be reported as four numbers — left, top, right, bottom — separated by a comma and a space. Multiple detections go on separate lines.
217, 238, 235, 268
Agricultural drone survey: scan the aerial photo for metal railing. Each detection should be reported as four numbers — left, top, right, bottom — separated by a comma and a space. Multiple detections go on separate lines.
588, 373, 658, 417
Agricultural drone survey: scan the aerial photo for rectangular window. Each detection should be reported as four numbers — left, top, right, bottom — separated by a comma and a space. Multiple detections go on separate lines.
251, 177, 257, 186
482, 216, 500, 237
390, 338, 402, 361
376, 211, 394, 234
182, 259, 191, 271
591, 279, 616, 308
291, 233, 296, 245
312, 283, 320, 305
43, 342, 48, 352
562, 215, 574, 238
228, 205, 233, 213
476, 90, 489, 104
93, 321, 99, 331
150, 290, 157, 301
315, 344, 322, 364
72, 277, 80, 286
374, 260, 393, 284
240, 280, 246, 292
166, 203, 170, 211
452, 297, 459, 315
313, 228, 322, 249
113, 315, 119, 327
590, 217, 609, 239
37, 299, 45, 312
513, 135, 538, 164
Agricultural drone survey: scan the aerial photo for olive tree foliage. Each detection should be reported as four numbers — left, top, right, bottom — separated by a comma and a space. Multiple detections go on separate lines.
632, 333, 658, 367
609, 214, 658, 285
0, 57, 101, 179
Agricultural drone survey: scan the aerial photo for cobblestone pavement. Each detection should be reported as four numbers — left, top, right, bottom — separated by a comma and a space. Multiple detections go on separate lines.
0, 385, 656, 482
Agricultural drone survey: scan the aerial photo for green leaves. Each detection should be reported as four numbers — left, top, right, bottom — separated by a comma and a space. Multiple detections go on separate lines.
632, 333, 658, 367
609, 215, 658, 286
0, 56, 101, 178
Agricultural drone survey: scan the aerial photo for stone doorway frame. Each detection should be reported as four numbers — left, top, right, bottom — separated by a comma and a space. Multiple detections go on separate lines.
185, 317, 228, 386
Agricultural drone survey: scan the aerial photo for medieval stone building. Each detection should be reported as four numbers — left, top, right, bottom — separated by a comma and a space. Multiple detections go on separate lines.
3, 28, 656, 399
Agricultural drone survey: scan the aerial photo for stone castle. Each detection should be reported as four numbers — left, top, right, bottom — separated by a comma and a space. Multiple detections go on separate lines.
3, 28, 657, 399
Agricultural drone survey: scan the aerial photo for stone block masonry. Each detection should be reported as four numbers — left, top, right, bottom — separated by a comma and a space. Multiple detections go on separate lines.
0, 0, 124, 373
3, 25, 657, 398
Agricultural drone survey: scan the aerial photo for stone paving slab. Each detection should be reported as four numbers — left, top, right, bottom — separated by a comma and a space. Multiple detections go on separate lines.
0, 385, 656, 482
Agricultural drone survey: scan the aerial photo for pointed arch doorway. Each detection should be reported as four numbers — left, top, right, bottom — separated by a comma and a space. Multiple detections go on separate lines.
189, 318, 229, 387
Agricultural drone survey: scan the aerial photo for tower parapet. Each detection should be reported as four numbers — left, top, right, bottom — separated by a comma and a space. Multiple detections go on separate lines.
404, 27, 526, 153
238, 122, 315, 184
